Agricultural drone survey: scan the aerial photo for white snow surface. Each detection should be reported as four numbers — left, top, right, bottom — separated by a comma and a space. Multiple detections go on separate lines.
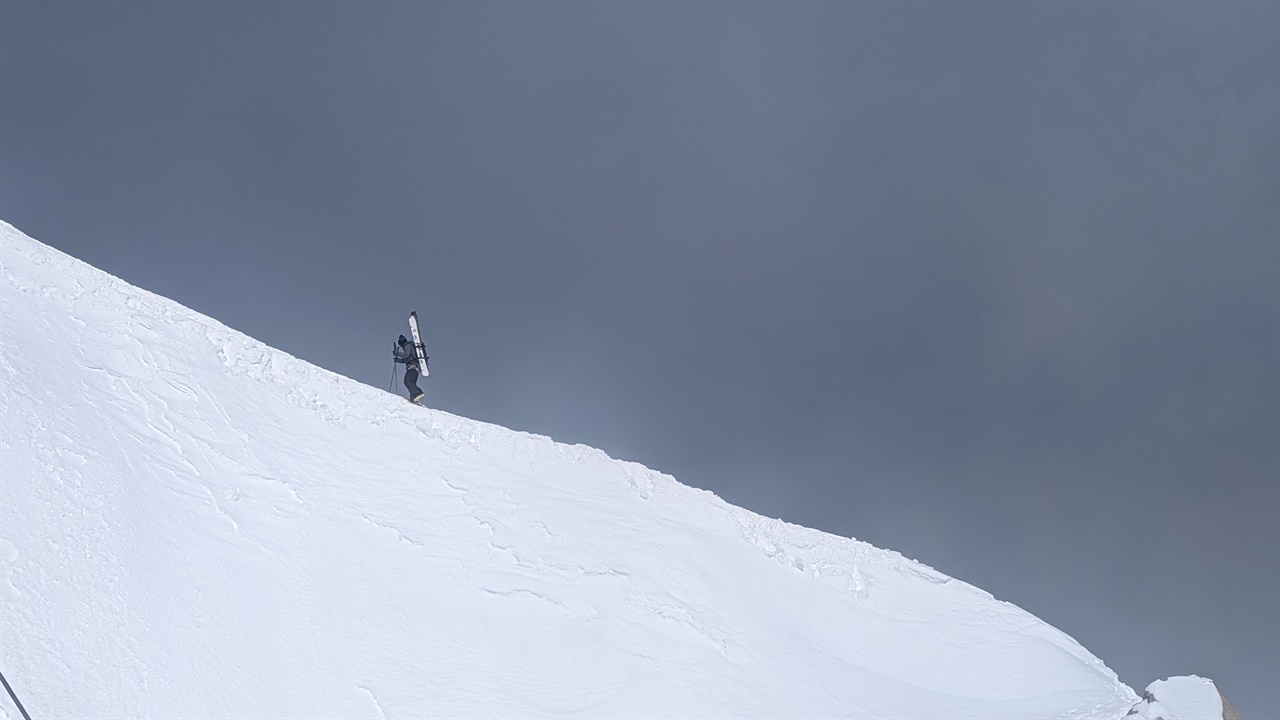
0, 221, 1141, 718
1126, 677, 1224, 720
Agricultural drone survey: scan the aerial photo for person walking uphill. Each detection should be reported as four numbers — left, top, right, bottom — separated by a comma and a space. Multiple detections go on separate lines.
393, 334, 426, 404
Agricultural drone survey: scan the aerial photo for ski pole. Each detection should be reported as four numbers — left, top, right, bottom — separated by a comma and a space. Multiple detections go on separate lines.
0, 669, 32, 720
389, 343, 396, 392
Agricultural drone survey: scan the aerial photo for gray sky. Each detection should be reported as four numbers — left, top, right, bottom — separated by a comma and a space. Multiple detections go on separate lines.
2, 1, 1276, 715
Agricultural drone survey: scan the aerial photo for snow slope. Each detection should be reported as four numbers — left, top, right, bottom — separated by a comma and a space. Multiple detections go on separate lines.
1127, 676, 1225, 720
0, 221, 1140, 718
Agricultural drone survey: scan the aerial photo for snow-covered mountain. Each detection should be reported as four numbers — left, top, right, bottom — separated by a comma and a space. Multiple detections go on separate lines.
0, 220, 1146, 718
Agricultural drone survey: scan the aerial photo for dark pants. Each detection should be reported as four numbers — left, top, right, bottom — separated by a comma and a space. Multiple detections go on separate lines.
404, 368, 424, 400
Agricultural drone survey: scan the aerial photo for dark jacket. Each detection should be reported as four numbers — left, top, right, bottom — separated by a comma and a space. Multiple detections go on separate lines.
393, 343, 421, 372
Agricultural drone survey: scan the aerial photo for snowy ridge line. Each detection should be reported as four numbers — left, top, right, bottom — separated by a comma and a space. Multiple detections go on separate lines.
2, 219, 1143, 718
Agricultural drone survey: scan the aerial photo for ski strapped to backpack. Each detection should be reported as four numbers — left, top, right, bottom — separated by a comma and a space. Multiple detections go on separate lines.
408, 311, 429, 377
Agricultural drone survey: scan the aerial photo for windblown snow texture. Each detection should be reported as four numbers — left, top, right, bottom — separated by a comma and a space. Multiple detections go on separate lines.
0, 221, 1140, 718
